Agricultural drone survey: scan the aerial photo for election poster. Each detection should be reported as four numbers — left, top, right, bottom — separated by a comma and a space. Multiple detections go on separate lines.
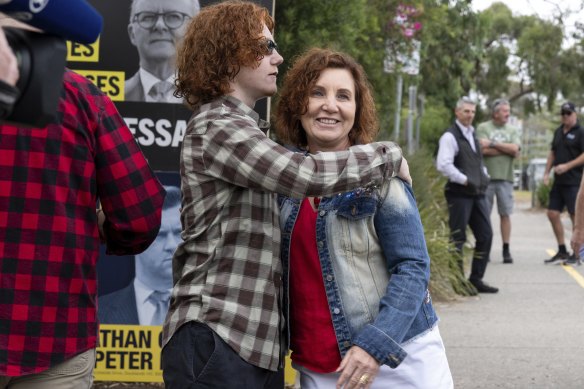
65, 0, 278, 384
68, 0, 273, 172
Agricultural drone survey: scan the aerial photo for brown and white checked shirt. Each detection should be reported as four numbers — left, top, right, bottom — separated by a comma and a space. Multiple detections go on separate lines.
162, 96, 403, 371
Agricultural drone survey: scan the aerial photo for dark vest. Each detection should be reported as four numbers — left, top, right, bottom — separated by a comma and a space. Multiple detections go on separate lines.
445, 124, 490, 196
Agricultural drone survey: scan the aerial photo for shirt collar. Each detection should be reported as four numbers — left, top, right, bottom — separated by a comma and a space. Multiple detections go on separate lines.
133, 277, 171, 305
456, 119, 475, 134
139, 68, 175, 95
221, 95, 270, 134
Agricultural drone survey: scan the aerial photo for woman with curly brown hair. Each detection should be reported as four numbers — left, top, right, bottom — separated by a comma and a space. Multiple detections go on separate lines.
276, 48, 453, 389
160, 2, 410, 388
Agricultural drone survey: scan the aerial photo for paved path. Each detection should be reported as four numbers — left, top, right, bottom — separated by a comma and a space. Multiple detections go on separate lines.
436, 196, 584, 388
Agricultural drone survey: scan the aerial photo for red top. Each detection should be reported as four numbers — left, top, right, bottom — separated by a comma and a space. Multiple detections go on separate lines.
289, 199, 341, 373
0, 70, 165, 376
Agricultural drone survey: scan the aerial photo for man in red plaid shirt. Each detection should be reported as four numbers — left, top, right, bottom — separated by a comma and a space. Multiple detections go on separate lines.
0, 68, 165, 388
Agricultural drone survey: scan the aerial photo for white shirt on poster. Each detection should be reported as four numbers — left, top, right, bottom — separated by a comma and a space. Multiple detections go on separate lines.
139, 68, 181, 104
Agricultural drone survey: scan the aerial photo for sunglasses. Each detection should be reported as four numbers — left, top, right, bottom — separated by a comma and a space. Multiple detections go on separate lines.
133, 11, 191, 30
561, 111, 573, 116
261, 39, 279, 55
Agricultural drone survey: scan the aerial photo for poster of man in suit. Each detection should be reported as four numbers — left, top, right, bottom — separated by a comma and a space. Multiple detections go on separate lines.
69, 0, 274, 382
69, 0, 272, 171
125, 0, 200, 103
98, 183, 180, 325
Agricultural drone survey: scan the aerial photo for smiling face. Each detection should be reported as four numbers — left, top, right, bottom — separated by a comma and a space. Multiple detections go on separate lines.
128, 0, 197, 69
229, 24, 283, 107
300, 68, 356, 152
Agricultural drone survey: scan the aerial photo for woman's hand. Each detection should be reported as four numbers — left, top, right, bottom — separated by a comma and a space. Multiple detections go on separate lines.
335, 345, 380, 389
398, 157, 412, 185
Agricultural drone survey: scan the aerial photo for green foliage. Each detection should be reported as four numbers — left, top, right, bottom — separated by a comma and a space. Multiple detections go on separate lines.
418, 97, 452, 156
536, 179, 552, 209
516, 18, 564, 111
408, 148, 476, 300
415, 0, 478, 108
273, 0, 584, 297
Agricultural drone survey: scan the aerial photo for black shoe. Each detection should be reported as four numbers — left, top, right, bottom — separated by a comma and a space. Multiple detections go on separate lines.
469, 279, 499, 293
544, 251, 570, 264
503, 251, 513, 264
563, 254, 581, 266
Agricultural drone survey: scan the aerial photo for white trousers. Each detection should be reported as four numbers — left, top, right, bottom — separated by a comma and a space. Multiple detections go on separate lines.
296, 326, 453, 389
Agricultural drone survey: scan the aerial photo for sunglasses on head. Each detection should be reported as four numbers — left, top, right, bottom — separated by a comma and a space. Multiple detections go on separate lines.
561, 111, 573, 116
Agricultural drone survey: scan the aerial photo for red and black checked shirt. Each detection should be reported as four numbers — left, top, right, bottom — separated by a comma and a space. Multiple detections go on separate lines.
0, 69, 165, 376
162, 96, 403, 371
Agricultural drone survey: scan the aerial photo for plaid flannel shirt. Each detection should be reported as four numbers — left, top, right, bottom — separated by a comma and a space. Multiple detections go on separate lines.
162, 96, 403, 371
0, 70, 165, 376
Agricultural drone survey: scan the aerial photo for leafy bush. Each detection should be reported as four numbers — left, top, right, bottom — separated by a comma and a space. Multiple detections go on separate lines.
536, 179, 552, 208
408, 148, 477, 300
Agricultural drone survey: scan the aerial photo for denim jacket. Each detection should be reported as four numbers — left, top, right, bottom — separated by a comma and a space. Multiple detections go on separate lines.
279, 178, 438, 368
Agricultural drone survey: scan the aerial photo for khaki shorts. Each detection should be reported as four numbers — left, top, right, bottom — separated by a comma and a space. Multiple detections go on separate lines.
0, 349, 95, 389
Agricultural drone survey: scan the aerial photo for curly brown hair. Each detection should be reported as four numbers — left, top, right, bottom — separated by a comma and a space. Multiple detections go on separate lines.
275, 48, 379, 148
175, 1, 274, 109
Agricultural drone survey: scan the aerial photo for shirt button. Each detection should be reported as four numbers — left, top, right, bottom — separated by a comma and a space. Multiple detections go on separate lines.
343, 341, 351, 348
317, 241, 324, 248
326, 274, 334, 282
333, 307, 341, 314
319, 210, 326, 217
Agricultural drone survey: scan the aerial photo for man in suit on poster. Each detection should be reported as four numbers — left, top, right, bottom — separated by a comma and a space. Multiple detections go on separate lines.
99, 186, 181, 325
125, 0, 200, 103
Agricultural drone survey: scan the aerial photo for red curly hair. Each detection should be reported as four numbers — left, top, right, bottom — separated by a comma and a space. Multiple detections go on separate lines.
175, 1, 274, 109
275, 48, 379, 148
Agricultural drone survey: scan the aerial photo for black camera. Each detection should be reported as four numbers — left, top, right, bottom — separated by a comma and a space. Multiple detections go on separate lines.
2, 27, 67, 127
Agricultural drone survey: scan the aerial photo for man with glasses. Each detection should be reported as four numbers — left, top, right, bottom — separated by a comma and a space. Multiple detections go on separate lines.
544, 102, 584, 264
477, 99, 521, 264
125, 0, 199, 103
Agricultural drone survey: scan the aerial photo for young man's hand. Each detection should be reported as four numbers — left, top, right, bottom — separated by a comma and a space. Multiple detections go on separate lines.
398, 157, 412, 185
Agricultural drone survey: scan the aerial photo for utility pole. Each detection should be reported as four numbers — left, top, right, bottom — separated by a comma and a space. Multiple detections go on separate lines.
393, 75, 403, 141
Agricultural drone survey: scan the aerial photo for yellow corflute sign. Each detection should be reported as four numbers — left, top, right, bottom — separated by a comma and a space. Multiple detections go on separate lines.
73, 70, 125, 101
95, 325, 163, 383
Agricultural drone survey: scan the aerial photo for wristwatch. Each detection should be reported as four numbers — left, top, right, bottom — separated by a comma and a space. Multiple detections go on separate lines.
489, 140, 497, 148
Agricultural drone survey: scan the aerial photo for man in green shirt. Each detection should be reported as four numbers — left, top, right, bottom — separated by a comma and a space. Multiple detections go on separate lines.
477, 99, 521, 263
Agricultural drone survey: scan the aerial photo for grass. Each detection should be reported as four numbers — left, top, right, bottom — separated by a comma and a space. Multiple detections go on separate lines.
514, 190, 531, 202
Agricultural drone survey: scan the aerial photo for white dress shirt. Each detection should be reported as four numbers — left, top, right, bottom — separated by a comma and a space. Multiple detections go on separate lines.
436, 120, 487, 185
139, 68, 182, 104
134, 277, 172, 325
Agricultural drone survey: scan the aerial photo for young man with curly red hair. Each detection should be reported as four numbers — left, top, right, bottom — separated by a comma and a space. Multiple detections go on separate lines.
161, 1, 409, 387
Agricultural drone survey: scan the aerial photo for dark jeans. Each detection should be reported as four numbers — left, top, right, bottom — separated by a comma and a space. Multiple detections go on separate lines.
445, 192, 493, 281
162, 321, 284, 389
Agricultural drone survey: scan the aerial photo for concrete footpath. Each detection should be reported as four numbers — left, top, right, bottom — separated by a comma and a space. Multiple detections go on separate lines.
436, 196, 584, 388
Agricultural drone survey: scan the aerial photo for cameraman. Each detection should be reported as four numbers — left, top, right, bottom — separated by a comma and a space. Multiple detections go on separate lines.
0, 27, 19, 117
0, 18, 166, 387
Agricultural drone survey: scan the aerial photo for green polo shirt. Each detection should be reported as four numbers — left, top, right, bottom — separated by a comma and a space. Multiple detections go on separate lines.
476, 120, 521, 182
